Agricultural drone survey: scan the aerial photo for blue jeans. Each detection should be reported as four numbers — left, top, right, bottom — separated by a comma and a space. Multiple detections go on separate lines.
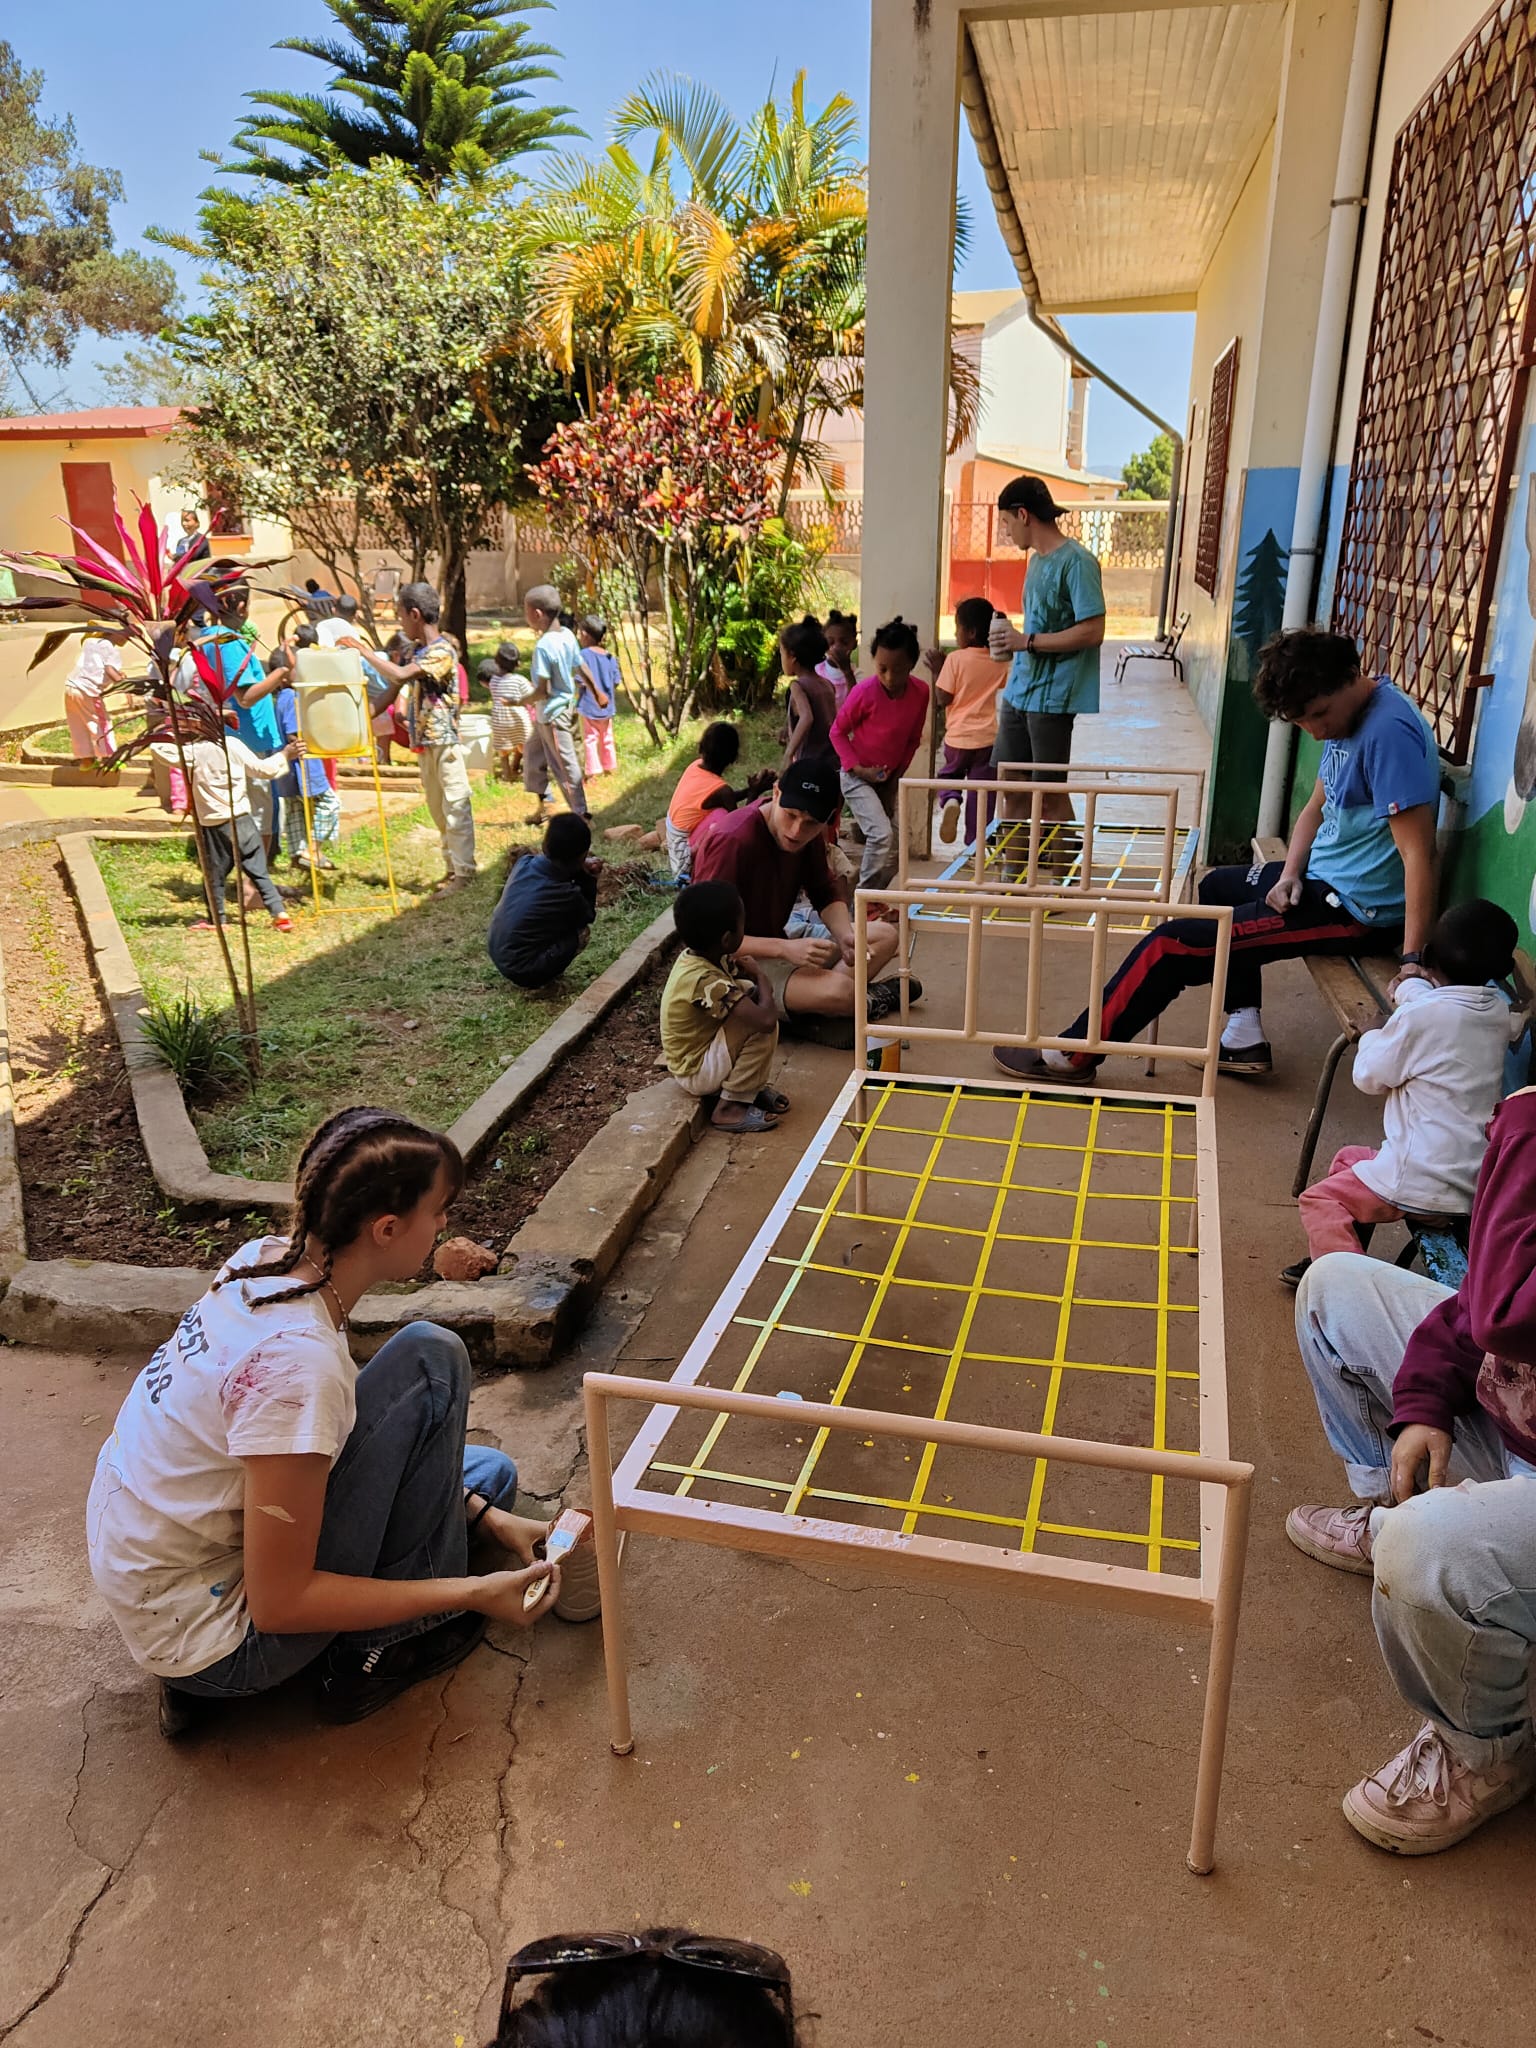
173, 1321, 516, 1698
1296, 1254, 1536, 1763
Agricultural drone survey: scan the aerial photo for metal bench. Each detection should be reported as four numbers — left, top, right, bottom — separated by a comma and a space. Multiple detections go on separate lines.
1114, 610, 1190, 686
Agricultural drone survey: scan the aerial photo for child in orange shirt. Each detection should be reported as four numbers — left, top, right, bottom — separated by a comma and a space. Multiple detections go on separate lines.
925, 596, 1003, 847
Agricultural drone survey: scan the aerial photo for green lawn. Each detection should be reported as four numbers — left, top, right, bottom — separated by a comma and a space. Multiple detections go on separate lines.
95, 707, 781, 1179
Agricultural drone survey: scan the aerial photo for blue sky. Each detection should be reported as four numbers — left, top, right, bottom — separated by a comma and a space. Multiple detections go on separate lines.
17, 0, 1192, 474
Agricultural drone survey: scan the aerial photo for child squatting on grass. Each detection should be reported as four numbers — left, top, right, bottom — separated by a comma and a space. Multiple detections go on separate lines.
85, 1108, 602, 1741
1284, 898, 1524, 1287
487, 812, 598, 991
661, 881, 791, 1134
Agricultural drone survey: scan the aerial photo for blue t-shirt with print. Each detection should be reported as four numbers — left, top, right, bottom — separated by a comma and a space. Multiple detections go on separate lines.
577, 646, 620, 720
1003, 537, 1106, 716
272, 686, 331, 800
531, 625, 582, 723
192, 631, 283, 755
1306, 682, 1438, 923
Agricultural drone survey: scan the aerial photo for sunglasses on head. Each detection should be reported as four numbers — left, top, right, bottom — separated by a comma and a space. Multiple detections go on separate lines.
499, 1931, 794, 2036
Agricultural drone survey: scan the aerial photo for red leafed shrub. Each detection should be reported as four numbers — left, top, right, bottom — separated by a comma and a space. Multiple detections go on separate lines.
531, 380, 774, 738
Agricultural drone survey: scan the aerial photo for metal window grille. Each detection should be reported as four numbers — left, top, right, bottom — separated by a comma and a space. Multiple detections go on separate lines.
1194, 340, 1239, 597
1332, 0, 1536, 762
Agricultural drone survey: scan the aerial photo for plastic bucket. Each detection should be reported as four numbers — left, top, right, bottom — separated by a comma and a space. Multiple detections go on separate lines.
293, 647, 371, 758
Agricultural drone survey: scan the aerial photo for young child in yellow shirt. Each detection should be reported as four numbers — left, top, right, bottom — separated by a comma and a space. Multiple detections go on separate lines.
660, 881, 790, 1134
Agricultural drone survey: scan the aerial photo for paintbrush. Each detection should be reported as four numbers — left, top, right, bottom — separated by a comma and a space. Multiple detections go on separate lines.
523, 1508, 592, 1610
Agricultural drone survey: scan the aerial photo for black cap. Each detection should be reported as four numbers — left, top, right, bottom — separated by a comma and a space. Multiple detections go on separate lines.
775, 760, 840, 822
997, 473, 1062, 522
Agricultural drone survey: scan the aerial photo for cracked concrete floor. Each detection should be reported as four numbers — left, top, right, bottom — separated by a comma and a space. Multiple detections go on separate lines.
3, 984, 1533, 2048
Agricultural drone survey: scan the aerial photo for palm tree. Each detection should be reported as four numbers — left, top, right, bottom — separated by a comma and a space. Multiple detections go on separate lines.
526, 72, 979, 508
226, 0, 577, 189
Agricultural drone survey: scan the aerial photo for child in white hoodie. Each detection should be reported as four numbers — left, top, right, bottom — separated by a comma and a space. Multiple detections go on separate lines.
1286, 898, 1523, 1283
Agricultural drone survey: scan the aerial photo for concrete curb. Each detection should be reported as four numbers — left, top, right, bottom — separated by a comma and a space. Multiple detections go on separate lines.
0, 928, 23, 1258
57, 832, 293, 1212
54, 831, 678, 1210
446, 902, 678, 1165
0, 815, 183, 854
0, 1082, 707, 1367
0, 760, 129, 787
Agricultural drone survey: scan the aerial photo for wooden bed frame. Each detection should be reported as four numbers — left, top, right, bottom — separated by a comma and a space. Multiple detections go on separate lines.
900, 760, 1208, 926
584, 890, 1251, 1873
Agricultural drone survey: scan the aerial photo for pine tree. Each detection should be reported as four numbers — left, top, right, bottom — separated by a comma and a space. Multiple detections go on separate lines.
225, 1, 577, 190
1232, 526, 1289, 659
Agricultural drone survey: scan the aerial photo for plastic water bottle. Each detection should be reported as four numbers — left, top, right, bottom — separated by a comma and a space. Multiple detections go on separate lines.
988, 611, 1014, 663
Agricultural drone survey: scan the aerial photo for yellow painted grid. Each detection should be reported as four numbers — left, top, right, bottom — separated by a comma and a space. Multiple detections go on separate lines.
917, 816, 1198, 931
643, 1077, 1203, 1574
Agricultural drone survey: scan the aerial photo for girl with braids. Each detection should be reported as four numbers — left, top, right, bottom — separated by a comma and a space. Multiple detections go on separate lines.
87, 1108, 562, 1737
829, 617, 931, 893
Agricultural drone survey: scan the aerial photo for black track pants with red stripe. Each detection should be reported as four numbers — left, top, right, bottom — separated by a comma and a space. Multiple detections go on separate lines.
1062, 861, 1387, 1050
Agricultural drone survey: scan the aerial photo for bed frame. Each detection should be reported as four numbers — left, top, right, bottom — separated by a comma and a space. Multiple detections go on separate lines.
584, 887, 1251, 1873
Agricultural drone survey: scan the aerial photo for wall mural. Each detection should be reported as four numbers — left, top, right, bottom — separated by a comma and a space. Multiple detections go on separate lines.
1505, 476, 1536, 837
1444, 435, 1536, 941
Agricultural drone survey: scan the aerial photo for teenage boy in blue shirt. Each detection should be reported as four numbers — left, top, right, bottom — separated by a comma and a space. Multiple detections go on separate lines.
998, 628, 1440, 1082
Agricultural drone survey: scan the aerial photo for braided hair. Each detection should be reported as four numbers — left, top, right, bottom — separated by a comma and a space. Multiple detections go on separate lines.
870, 615, 922, 664
215, 1107, 464, 1309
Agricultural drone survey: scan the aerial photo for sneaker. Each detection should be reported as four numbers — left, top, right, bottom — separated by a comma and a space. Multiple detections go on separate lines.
992, 1046, 1098, 1086
866, 977, 919, 1025
271, 914, 294, 932
938, 804, 960, 846
1285, 1501, 1377, 1575
1281, 1256, 1312, 1290
1342, 1722, 1536, 1855
1218, 1040, 1273, 1076
315, 1610, 486, 1724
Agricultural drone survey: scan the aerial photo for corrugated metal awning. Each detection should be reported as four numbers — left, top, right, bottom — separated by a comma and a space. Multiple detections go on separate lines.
968, 4, 1287, 311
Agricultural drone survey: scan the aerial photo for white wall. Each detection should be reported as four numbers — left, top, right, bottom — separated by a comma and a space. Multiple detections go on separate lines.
973, 301, 1073, 461
1173, 130, 1276, 733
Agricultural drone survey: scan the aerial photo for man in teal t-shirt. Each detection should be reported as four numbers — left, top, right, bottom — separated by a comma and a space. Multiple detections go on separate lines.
987, 474, 1106, 824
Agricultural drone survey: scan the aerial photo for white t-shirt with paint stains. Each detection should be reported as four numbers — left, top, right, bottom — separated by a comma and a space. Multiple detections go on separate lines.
86, 1240, 355, 1679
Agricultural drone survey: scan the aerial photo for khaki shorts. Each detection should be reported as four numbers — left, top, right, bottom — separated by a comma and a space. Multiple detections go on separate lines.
759, 954, 800, 1023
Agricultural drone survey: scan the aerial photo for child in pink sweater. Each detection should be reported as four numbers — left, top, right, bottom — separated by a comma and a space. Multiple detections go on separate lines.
830, 616, 930, 892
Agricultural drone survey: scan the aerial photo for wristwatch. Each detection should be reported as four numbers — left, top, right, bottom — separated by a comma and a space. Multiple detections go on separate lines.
1399, 950, 1423, 965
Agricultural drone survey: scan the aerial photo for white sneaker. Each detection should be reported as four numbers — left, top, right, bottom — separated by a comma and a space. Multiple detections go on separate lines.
1343, 1722, 1536, 1854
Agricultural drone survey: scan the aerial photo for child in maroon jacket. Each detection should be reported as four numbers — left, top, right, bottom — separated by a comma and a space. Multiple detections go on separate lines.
1288, 1086, 1536, 1856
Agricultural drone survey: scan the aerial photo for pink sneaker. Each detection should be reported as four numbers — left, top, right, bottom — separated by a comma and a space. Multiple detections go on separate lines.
1285, 1501, 1377, 1575
1343, 1722, 1536, 1854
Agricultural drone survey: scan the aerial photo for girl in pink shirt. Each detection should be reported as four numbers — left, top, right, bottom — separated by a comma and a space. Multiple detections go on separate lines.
830, 617, 930, 892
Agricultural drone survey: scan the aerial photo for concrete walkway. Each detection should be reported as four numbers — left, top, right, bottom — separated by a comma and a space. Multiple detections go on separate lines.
4, 996, 1531, 2045
8, 655, 1527, 2044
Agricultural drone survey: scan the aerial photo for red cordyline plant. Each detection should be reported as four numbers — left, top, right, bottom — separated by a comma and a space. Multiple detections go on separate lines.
1, 496, 285, 1056
530, 379, 774, 740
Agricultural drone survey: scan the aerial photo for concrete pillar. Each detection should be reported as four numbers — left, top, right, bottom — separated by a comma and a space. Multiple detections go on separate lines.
863, 0, 965, 850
